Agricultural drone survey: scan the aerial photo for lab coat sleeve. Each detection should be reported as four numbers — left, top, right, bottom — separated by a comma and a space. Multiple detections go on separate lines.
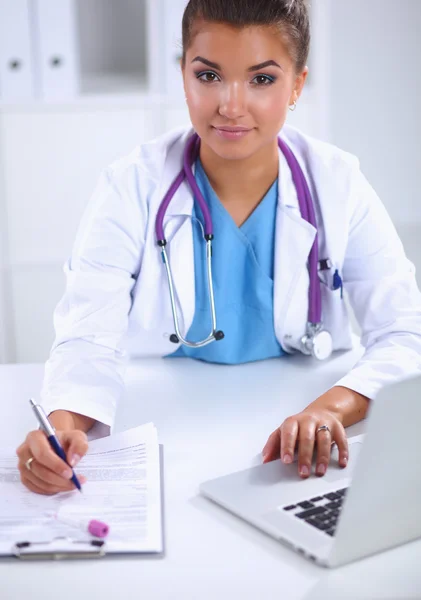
40, 166, 146, 437
334, 162, 421, 399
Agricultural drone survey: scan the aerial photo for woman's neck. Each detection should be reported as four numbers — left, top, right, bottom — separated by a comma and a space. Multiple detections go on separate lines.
199, 138, 279, 226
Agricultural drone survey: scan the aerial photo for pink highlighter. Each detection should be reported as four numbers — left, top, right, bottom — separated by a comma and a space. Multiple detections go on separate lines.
56, 515, 110, 539
87, 520, 109, 538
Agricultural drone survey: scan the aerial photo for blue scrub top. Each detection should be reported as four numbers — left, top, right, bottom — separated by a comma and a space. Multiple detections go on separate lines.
168, 159, 285, 364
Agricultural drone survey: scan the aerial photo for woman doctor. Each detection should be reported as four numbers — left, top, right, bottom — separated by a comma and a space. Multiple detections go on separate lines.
17, 0, 421, 494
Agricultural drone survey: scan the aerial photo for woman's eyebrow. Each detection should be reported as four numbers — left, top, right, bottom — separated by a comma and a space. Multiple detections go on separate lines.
191, 56, 283, 72
247, 60, 283, 72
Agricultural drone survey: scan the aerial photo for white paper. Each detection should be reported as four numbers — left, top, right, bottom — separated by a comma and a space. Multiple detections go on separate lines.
0, 423, 163, 556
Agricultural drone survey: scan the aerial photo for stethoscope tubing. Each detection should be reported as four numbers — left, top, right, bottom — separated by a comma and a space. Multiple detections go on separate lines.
155, 133, 323, 347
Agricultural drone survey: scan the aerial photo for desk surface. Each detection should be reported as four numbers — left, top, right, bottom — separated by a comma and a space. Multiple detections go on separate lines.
1, 350, 420, 600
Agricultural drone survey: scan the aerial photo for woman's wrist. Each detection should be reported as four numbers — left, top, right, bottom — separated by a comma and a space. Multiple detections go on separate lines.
303, 386, 370, 428
49, 410, 95, 433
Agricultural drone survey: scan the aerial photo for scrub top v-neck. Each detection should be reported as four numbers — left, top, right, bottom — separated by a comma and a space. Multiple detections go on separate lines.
168, 159, 285, 364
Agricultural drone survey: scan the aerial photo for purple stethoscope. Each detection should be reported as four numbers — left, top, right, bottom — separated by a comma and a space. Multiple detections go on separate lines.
155, 133, 333, 360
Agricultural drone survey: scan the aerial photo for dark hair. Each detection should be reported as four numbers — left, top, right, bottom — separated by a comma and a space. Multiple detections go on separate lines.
182, 0, 311, 73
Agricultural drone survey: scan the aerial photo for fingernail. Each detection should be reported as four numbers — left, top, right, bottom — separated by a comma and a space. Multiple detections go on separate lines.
341, 456, 348, 467
300, 465, 310, 476
283, 454, 292, 464
70, 454, 81, 467
262, 453, 268, 462
317, 463, 326, 476
62, 469, 73, 479
80, 475, 87, 484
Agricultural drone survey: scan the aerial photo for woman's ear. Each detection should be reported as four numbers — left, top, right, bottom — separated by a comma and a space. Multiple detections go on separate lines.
293, 66, 309, 103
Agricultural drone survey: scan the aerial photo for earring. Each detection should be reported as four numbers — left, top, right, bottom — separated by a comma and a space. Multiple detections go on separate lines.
289, 100, 297, 112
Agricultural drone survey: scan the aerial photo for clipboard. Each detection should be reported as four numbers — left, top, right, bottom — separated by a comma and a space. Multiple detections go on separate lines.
10, 445, 165, 561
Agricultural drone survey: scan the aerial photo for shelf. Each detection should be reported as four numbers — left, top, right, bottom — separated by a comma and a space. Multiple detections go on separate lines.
0, 73, 184, 112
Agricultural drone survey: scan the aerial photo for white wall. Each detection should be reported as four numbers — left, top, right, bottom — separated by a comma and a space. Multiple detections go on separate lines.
328, 0, 421, 329
0, 132, 13, 363
329, 0, 421, 226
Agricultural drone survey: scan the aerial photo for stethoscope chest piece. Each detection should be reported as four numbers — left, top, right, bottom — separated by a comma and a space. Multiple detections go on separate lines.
301, 325, 333, 361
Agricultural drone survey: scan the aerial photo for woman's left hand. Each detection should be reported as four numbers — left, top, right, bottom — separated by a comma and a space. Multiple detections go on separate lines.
261, 406, 348, 479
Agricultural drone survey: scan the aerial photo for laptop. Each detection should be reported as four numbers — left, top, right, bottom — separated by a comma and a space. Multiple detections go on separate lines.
200, 376, 421, 568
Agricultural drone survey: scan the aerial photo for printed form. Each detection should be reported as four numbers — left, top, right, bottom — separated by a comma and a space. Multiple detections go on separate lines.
0, 423, 163, 556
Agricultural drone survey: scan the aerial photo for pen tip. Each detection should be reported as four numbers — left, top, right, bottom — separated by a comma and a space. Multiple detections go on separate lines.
29, 398, 36, 407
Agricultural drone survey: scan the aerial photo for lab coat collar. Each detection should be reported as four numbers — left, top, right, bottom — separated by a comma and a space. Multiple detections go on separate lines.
163, 127, 312, 218
163, 128, 195, 219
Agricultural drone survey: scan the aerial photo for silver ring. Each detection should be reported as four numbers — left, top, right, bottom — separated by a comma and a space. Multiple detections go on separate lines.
25, 457, 34, 471
316, 425, 331, 435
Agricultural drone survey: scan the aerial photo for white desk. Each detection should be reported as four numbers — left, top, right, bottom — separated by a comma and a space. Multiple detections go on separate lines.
1, 349, 420, 600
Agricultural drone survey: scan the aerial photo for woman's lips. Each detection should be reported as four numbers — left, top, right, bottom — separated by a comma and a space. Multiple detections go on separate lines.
213, 126, 253, 140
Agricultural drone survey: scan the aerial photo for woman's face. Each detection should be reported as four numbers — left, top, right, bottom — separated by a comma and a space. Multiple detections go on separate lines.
182, 22, 308, 161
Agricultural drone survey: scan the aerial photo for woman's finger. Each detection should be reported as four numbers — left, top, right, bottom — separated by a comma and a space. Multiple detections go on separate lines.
19, 461, 87, 495
25, 431, 72, 479
19, 463, 70, 495
333, 422, 349, 467
298, 417, 317, 478
60, 430, 88, 467
262, 428, 280, 463
23, 458, 79, 490
315, 426, 333, 476
20, 474, 55, 496
280, 418, 299, 464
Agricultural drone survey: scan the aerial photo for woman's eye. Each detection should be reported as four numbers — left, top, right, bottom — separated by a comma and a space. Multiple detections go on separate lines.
195, 71, 275, 85
197, 71, 220, 83
252, 74, 275, 86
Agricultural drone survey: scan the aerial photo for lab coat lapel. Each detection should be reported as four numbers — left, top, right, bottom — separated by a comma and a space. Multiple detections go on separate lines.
157, 129, 196, 334
273, 148, 317, 351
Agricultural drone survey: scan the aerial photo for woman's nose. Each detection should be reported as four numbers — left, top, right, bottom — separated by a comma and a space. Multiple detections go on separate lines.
218, 82, 246, 119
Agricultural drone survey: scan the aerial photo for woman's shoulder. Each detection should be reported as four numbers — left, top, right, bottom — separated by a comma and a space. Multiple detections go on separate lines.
105, 126, 192, 185
281, 125, 360, 175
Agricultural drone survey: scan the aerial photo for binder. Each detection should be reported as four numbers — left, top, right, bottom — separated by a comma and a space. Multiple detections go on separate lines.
0, 0, 35, 101
146, 0, 164, 95
6, 445, 165, 561
1, 425, 165, 561
162, 0, 188, 101
12, 539, 106, 560
31, 0, 80, 100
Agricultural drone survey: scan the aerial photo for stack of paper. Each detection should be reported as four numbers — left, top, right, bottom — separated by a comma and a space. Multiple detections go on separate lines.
0, 423, 164, 558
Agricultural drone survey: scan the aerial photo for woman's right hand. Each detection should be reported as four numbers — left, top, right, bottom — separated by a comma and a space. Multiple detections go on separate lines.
16, 429, 88, 495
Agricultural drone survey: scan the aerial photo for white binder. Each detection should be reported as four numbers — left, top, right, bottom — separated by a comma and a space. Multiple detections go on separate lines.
146, 0, 164, 95
32, 0, 80, 100
162, 0, 188, 101
0, 0, 35, 101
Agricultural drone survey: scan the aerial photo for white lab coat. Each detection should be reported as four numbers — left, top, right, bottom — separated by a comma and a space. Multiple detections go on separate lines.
41, 125, 421, 429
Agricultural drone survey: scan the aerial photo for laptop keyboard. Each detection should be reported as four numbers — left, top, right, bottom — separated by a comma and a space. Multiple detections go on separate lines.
282, 487, 348, 537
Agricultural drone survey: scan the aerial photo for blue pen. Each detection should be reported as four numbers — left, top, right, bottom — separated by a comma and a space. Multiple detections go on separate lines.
29, 398, 82, 492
